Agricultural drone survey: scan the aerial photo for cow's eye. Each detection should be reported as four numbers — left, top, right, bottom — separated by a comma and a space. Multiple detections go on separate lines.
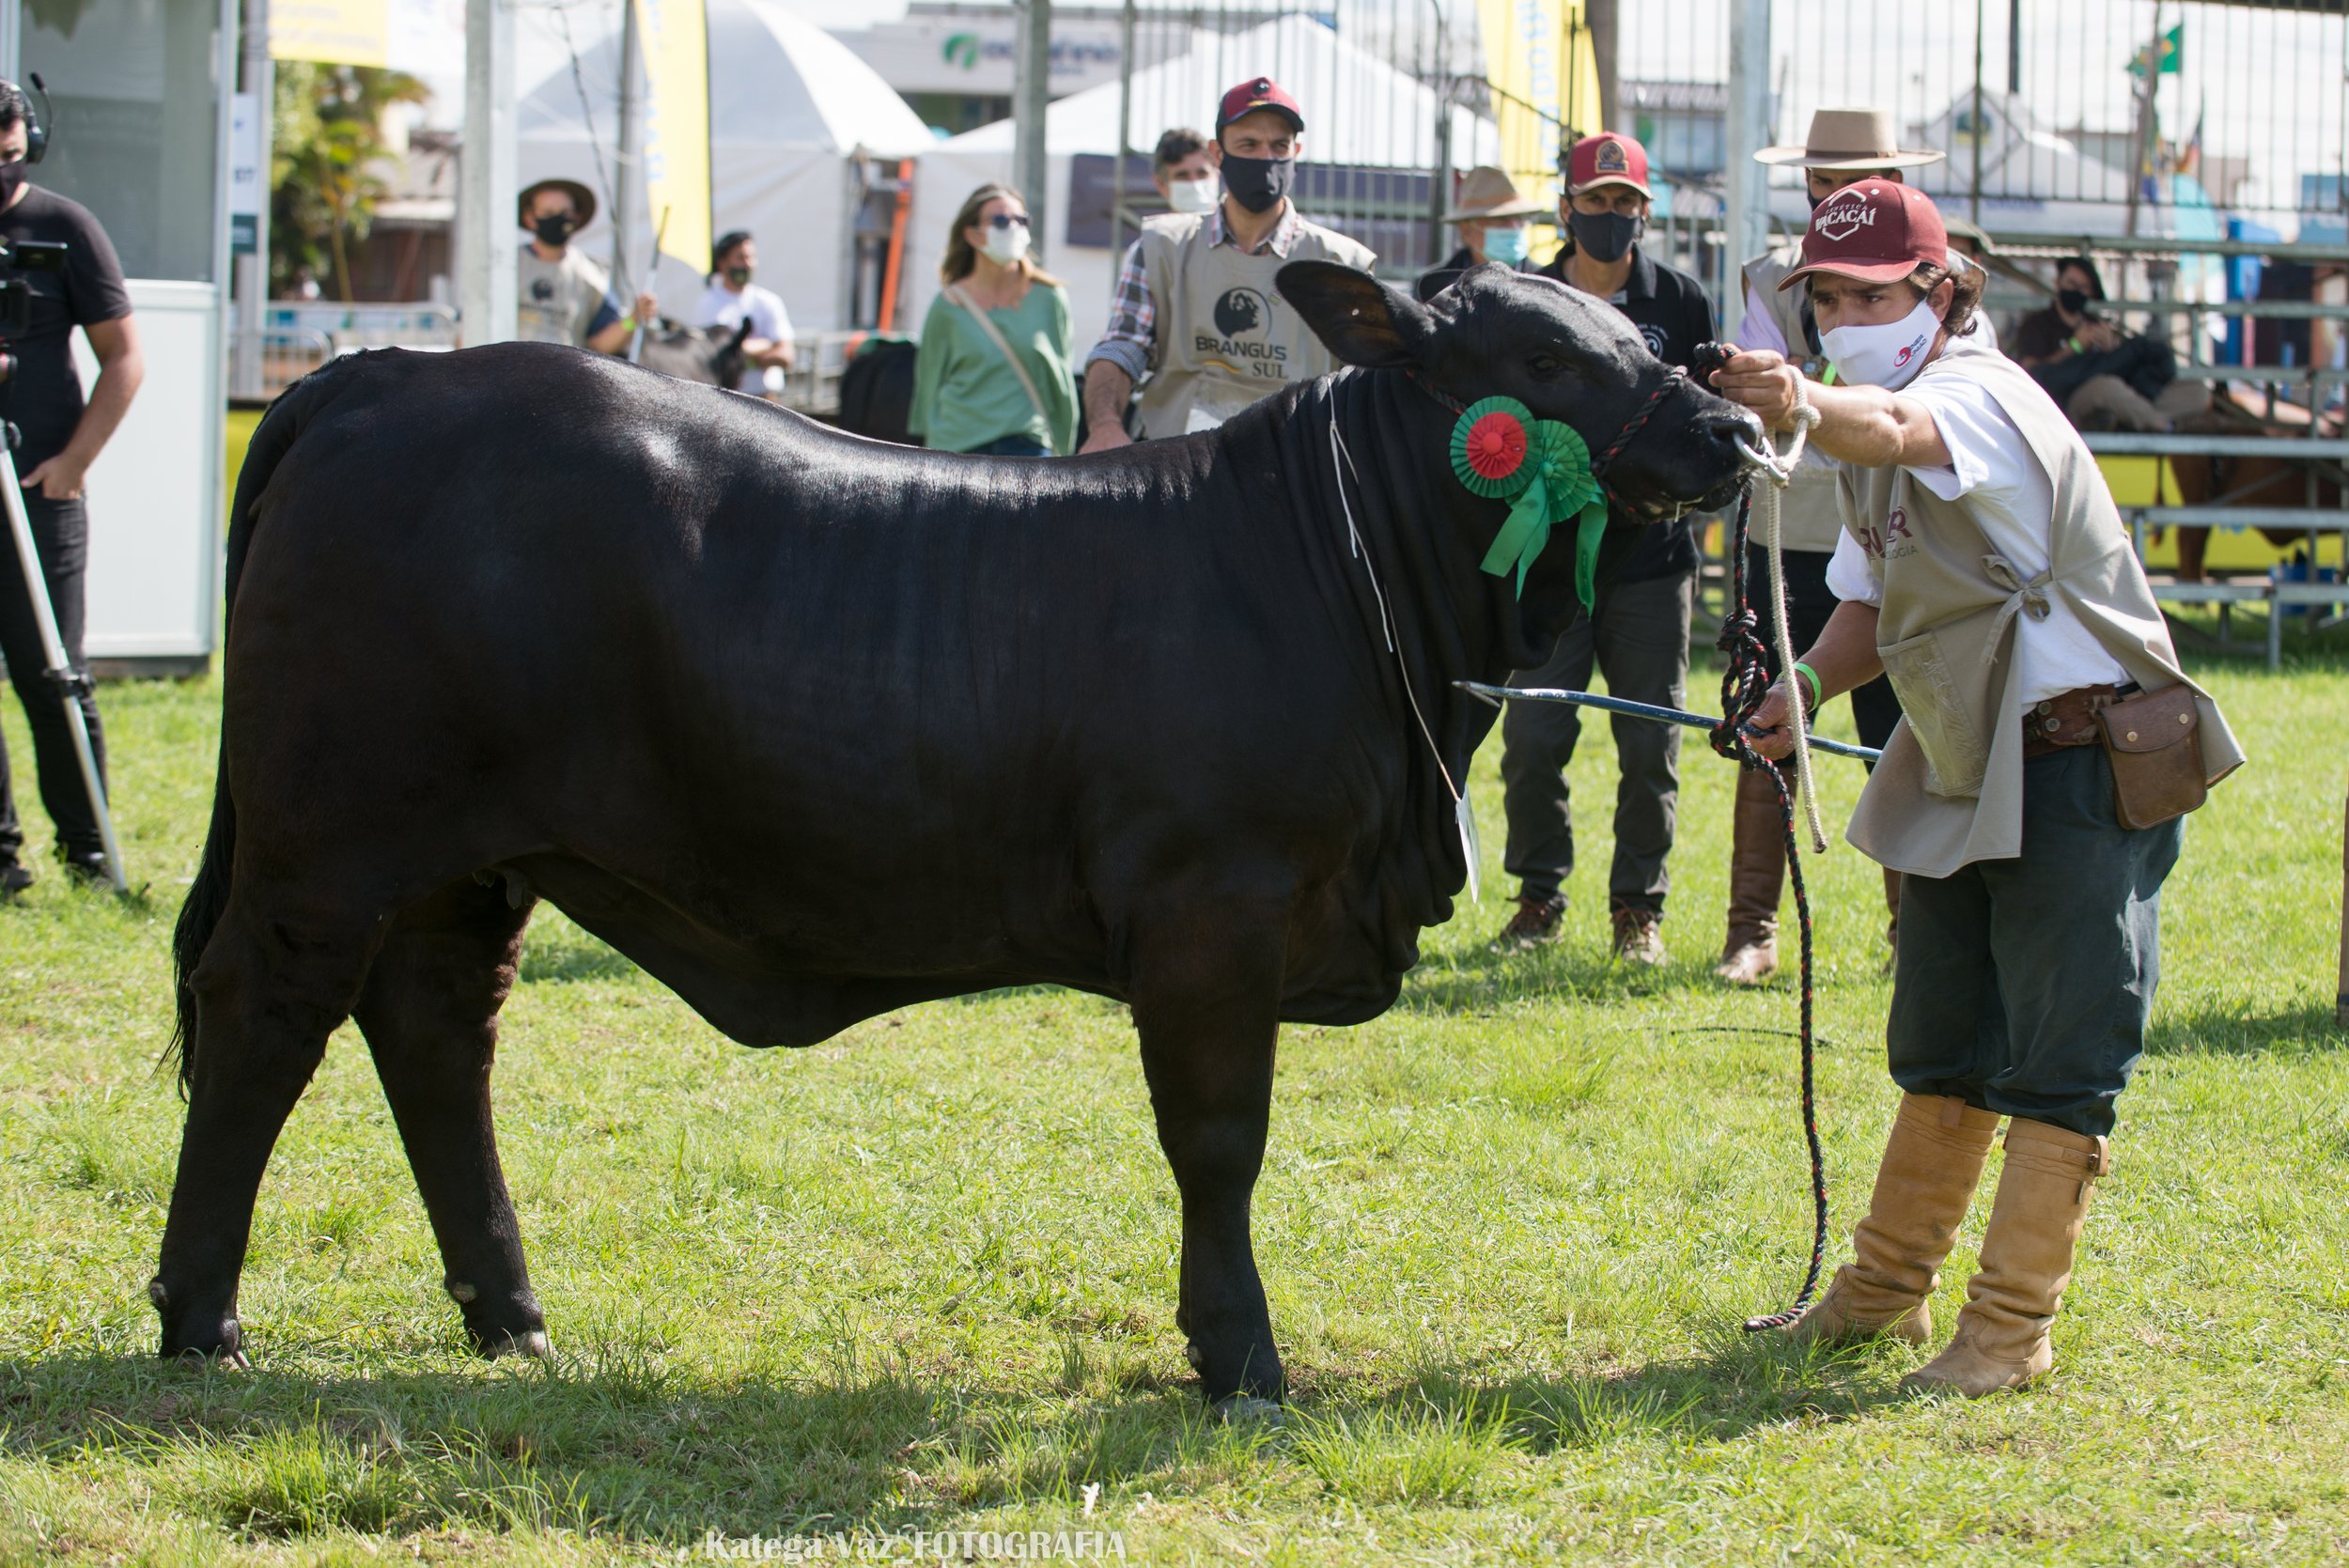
1527, 351, 1564, 380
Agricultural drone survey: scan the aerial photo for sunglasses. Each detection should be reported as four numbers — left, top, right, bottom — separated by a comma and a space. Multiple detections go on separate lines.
981, 213, 1030, 230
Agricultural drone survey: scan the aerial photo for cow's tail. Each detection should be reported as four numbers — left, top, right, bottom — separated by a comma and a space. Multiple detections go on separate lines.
168, 361, 366, 1094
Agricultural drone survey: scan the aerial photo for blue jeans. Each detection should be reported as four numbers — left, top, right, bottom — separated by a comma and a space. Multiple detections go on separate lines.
1886, 744, 2183, 1138
965, 434, 1052, 458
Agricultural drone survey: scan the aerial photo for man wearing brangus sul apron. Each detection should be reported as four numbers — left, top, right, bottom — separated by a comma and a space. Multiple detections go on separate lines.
1714, 180, 2244, 1396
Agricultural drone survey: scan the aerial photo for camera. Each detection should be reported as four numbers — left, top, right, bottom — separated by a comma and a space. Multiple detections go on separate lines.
0, 236, 67, 380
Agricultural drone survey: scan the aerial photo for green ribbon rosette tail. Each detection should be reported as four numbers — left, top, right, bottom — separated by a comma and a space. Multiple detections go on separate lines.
1452, 396, 1609, 613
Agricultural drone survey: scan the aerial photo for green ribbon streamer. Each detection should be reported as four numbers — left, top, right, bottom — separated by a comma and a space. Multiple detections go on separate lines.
1473, 420, 1605, 611
1571, 500, 1609, 615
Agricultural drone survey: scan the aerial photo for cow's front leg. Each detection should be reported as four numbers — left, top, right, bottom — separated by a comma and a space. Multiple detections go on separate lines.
1128, 897, 1285, 1409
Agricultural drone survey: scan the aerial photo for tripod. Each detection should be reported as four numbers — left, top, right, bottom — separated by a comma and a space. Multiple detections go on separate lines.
1, 423, 127, 893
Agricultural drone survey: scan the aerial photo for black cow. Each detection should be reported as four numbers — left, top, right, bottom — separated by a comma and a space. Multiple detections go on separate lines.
152, 263, 1757, 1410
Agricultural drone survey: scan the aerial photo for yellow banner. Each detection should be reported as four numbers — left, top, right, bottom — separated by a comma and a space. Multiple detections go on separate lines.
271, 0, 389, 67
1476, 0, 1606, 229
635, 0, 712, 273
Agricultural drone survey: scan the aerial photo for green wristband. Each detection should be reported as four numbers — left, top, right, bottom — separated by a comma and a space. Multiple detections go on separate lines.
1791, 661, 1823, 711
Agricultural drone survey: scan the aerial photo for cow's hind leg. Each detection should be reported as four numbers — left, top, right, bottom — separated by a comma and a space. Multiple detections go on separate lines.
1128, 898, 1286, 1408
153, 896, 381, 1362
350, 876, 548, 1357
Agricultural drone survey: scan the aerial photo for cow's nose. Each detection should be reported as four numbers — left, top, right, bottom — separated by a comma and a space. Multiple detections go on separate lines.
1703, 409, 1766, 464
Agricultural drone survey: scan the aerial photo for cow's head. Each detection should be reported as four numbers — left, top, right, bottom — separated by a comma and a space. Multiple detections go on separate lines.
1278, 260, 1759, 518
636, 317, 755, 390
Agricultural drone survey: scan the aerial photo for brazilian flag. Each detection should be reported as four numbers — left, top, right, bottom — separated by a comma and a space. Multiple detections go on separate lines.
2127, 23, 2185, 76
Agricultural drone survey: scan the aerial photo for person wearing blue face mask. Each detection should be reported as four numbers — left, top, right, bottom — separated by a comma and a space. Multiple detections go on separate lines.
1490, 132, 1717, 965
1413, 165, 1543, 303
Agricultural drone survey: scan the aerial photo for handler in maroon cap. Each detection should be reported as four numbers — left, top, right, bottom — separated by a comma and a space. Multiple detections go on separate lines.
1715, 180, 2243, 1397
1080, 77, 1375, 448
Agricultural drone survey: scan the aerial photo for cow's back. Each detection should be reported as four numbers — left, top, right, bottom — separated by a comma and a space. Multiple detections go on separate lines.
226, 345, 1420, 1039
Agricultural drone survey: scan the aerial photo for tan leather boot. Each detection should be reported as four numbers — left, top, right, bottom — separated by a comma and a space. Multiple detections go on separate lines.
1781, 1094, 2002, 1347
1903, 1119, 2111, 1396
1715, 768, 1785, 987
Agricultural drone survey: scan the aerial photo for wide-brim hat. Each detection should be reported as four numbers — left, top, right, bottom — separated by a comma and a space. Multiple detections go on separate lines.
519, 178, 598, 231
1755, 107, 1945, 170
1441, 165, 1545, 223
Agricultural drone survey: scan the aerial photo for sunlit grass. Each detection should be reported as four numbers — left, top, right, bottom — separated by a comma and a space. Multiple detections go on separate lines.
2, 643, 2344, 1562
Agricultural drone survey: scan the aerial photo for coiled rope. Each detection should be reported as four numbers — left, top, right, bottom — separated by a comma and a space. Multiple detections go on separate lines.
1709, 391, 1834, 1333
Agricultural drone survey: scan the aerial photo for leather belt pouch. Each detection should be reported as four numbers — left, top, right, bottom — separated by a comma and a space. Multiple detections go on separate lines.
2093, 684, 2207, 831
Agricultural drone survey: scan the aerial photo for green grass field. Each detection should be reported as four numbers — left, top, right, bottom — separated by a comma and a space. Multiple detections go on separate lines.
3, 641, 2345, 1564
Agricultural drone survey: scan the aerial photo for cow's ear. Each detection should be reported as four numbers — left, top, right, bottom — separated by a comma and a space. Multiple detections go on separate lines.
1278, 260, 1435, 369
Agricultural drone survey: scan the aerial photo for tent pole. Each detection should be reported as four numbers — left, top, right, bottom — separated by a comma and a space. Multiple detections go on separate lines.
614, 0, 642, 294
1015, 0, 1051, 256
459, 0, 516, 345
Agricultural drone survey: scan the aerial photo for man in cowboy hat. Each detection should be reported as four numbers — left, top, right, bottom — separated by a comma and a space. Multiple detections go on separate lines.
516, 177, 661, 353
1415, 165, 1544, 303
1080, 77, 1375, 449
1709, 109, 1941, 988
1490, 132, 1716, 965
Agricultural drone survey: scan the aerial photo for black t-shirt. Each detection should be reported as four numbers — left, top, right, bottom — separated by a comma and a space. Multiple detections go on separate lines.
1536, 245, 1716, 583
0, 185, 132, 471
2008, 305, 2071, 363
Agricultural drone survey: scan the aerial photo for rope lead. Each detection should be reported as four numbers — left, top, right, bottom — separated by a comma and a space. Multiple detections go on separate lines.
1710, 396, 1831, 1335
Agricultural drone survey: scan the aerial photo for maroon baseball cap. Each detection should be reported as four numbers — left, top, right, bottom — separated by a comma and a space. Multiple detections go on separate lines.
1566, 132, 1653, 198
1778, 178, 1949, 290
1217, 77, 1305, 135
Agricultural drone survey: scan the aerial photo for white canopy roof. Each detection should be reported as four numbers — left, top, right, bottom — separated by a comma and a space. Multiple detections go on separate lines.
517, 0, 932, 332
945, 15, 1495, 169
519, 0, 931, 157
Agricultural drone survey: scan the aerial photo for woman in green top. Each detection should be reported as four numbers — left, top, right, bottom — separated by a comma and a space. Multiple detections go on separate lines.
910, 184, 1078, 457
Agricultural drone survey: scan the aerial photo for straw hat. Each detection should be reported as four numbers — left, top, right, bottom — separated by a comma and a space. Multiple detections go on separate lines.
518, 178, 599, 230
1755, 107, 1945, 170
1440, 166, 1546, 224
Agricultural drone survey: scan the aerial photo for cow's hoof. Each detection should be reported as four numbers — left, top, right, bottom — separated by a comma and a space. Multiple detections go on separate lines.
480, 1327, 552, 1360
1210, 1394, 1286, 1427
154, 1283, 247, 1366
163, 1331, 248, 1370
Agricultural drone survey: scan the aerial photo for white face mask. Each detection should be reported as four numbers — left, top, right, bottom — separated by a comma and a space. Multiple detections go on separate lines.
979, 222, 1030, 265
1166, 176, 1220, 216
1819, 296, 1941, 389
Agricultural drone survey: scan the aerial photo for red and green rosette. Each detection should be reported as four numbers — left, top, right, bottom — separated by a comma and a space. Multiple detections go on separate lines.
1451, 396, 1536, 498
1452, 398, 1610, 612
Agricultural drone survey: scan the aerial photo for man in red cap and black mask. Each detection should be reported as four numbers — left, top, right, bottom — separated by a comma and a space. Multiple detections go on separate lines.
1715, 179, 2244, 1398
1081, 77, 1375, 448
1490, 132, 1716, 965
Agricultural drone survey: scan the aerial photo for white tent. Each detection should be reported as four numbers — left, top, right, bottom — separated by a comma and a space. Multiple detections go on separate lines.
518, 0, 932, 333
910, 16, 1499, 356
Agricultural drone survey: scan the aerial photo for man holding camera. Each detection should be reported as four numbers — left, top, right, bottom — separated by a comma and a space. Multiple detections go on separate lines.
0, 77, 142, 893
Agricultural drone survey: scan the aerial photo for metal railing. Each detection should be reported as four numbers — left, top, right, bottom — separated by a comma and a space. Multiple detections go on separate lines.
225, 327, 336, 401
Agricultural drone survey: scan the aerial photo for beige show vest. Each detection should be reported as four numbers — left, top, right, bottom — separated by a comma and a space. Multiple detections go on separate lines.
1741, 247, 1845, 552
1135, 211, 1377, 440
1837, 339, 2246, 877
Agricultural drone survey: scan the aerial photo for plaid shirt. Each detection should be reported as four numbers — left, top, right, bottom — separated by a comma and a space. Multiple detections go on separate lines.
1083, 203, 1309, 385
